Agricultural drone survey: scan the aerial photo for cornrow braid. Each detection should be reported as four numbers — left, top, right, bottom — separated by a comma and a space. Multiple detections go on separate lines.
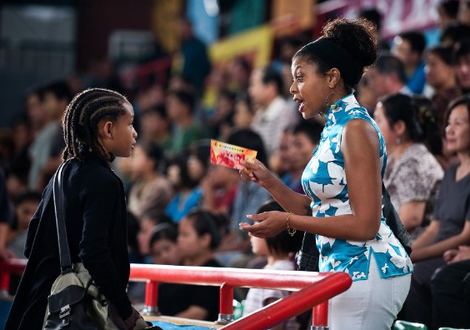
62, 88, 128, 162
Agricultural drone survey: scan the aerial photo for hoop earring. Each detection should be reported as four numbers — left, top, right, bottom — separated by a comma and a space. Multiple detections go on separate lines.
325, 90, 340, 110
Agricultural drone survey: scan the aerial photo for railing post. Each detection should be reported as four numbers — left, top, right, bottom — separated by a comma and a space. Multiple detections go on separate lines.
0, 265, 10, 296
311, 301, 329, 330
216, 282, 234, 325
141, 280, 160, 316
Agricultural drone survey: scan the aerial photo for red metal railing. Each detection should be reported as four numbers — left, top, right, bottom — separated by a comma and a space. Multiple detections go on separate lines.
1, 259, 351, 329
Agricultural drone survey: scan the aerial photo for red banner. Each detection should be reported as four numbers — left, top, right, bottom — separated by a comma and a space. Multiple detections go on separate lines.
317, 0, 440, 38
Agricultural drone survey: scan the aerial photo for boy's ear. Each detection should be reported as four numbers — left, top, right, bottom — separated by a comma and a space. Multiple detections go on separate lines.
98, 120, 114, 139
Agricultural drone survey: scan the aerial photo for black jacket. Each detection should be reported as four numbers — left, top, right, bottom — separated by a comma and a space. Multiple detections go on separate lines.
6, 154, 132, 330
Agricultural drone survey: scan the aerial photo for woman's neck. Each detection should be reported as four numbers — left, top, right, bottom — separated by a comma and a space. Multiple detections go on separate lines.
388, 140, 414, 161
456, 153, 470, 181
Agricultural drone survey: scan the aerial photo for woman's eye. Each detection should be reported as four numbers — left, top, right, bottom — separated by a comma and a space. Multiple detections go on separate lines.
296, 75, 303, 82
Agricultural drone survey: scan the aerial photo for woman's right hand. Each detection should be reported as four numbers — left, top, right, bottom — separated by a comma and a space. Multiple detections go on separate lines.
239, 159, 274, 188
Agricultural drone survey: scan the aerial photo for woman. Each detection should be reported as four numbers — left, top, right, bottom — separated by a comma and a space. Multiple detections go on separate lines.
402, 95, 470, 326
239, 18, 412, 329
374, 94, 444, 241
127, 142, 174, 221
424, 45, 461, 131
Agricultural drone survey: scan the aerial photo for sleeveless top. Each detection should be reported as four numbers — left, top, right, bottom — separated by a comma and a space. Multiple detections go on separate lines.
301, 94, 413, 281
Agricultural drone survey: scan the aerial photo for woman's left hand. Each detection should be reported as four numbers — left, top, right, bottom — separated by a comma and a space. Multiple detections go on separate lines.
239, 211, 287, 238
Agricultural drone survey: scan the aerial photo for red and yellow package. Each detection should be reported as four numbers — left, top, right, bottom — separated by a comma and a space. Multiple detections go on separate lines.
210, 139, 257, 170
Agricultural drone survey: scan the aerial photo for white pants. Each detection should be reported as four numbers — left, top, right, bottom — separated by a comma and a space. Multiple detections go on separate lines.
328, 254, 411, 330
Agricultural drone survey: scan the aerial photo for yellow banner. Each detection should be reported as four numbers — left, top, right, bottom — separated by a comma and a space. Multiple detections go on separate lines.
209, 25, 274, 69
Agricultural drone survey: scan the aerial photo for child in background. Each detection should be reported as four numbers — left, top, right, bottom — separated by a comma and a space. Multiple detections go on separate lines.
127, 142, 173, 221
242, 200, 303, 330
7, 191, 41, 258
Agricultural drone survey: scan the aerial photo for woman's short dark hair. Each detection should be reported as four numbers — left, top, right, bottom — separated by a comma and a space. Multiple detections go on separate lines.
185, 209, 221, 250
256, 200, 303, 256
426, 45, 454, 66
149, 222, 178, 248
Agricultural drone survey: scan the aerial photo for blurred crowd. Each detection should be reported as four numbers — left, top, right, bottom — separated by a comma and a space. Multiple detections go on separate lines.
1, 1, 470, 329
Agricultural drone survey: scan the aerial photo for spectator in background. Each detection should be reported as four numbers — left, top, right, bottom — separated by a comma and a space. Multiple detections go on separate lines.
127, 142, 173, 221
437, 0, 461, 30
150, 222, 181, 266
454, 38, 470, 94
165, 154, 203, 222
458, 1, 470, 26
138, 105, 173, 155
282, 121, 323, 194
242, 200, 303, 330
425, 45, 461, 130
158, 210, 221, 321
374, 94, 444, 242
7, 191, 41, 258
0, 168, 13, 259
402, 95, 470, 326
137, 213, 173, 259
359, 8, 390, 51
175, 18, 211, 97
28, 80, 72, 192
216, 129, 271, 267
271, 128, 295, 178
167, 89, 208, 155
233, 94, 255, 130
431, 245, 470, 329
412, 96, 447, 169
393, 31, 427, 94
24, 86, 46, 140
207, 89, 235, 140
249, 66, 298, 158
440, 23, 470, 47
366, 53, 412, 104
228, 57, 252, 97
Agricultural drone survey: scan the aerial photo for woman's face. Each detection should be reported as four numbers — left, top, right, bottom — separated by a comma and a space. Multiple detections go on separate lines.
290, 56, 331, 119
152, 238, 181, 265
374, 102, 396, 148
446, 104, 470, 154
425, 53, 455, 89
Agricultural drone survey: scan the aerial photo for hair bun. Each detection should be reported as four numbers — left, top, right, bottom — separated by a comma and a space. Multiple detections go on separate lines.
322, 18, 378, 68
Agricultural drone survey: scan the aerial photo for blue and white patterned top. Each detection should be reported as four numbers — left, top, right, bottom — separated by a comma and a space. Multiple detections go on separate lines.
301, 94, 413, 281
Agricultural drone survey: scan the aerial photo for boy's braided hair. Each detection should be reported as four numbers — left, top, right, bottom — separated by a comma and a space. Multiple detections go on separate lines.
62, 88, 128, 162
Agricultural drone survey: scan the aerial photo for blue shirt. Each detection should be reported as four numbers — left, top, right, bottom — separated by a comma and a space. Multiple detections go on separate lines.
301, 94, 413, 281
165, 187, 203, 223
